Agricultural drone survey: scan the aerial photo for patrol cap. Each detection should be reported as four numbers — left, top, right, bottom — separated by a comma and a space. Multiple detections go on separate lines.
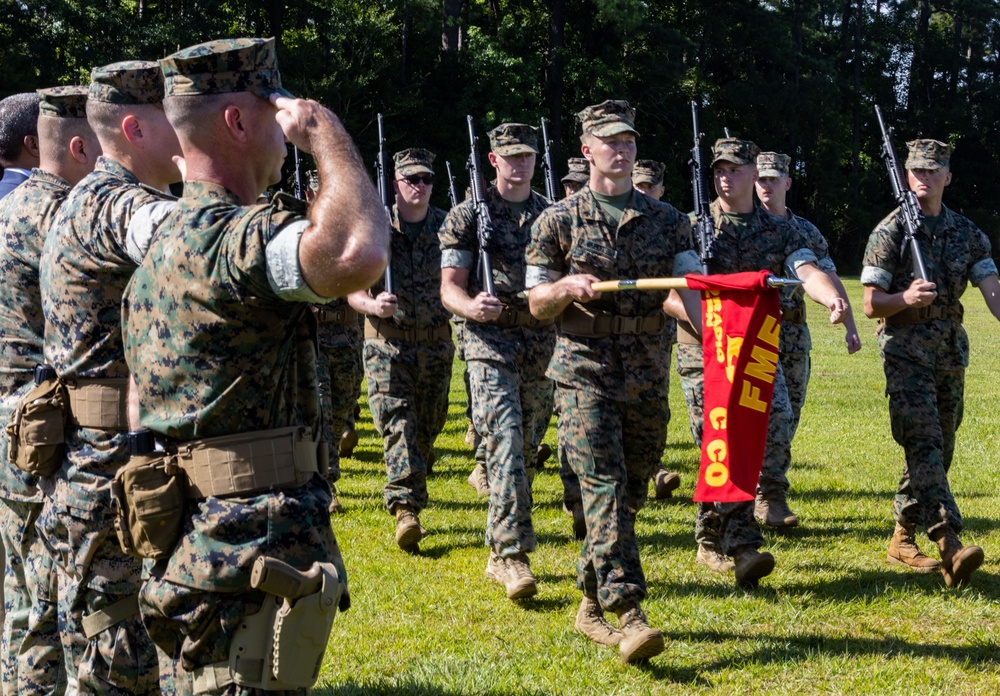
89, 61, 165, 105
756, 151, 791, 178
561, 157, 590, 184
577, 100, 639, 138
632, 159, 665, 185
37, 86, 89, 119
905, 139, 951, 170
711, 138, 760, 167
159, 37, 293, 100
489, 123, 538, 156
394, 148, 435, 177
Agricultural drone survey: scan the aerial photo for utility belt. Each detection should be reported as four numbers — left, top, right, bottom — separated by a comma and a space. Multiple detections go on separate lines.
560, 302, 666, 338
5, 369, 129, 478
365, 317, 452, 343
112, 426, 325, 560
487, 307, 555, 330
313, 305, 359, 326
883, 304, 963, 325
780, 305, 807, 325
677, 319, 700, 345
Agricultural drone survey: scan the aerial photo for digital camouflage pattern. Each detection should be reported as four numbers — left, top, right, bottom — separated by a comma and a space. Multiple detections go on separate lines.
393, 148, 435, 177
632, 160, 665, 185
862, 204, 997, 537
0, 169, 71, 694
526, 188, 697, 402
904, 139, 951, 170
561, 158, 589, 185
364, 205, 453, 513
315, 300, 363, 483
756, 151, 790, 179
88, 61, 164, 105
576, 100, 638, 137
488, 123, 538, 156
526, 187, 694, 608
160, 37, 293, 99
122, 179, 342, 679
36, 86, 89, 118
711, 138, 760, 167
440, 186, 554, 556
680, 200, 818, 549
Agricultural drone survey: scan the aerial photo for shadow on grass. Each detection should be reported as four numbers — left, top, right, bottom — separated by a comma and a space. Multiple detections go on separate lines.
316, 681, 543, 696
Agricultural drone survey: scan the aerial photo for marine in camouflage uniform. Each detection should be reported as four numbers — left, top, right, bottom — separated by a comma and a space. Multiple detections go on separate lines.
37, 63, 181, 695
526, 100, 700, 663
862, 138, 999, 587
755, 152, 861, 442
439, 122, 555, 601
121, 38, 385, 693
349, 148, 453, 552
674, 138, 846, 585
0, 86, 96, 696
560, 157, 589, 198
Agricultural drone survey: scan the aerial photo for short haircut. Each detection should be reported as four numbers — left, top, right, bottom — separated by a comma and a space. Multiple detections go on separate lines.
0, 92, 40, 163
86, 100, 165, 148
37, 114, 96, 162
163, 92, 259, 144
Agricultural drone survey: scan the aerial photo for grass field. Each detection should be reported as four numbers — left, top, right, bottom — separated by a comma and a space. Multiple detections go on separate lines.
317, 279, 1000, 695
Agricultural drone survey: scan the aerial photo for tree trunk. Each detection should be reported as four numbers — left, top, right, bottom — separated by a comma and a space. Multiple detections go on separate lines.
442, 0, 462, 52
544, 0, 565, 171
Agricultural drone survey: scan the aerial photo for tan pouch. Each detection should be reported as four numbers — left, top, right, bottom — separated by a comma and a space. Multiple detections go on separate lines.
112, 453, 187, 560
5, 376, 68, 477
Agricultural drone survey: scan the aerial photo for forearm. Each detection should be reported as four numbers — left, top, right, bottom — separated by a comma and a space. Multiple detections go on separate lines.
979, 275, 1000, 321
347, 290, 376, 315
300, 117, 388, 297
799, 263, 842, 308
528, 280, 574, 320
863, 285, 909, 318
441, 275, 475, 320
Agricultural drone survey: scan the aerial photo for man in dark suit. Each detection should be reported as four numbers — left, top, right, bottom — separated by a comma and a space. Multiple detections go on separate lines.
0, 92, 40, 199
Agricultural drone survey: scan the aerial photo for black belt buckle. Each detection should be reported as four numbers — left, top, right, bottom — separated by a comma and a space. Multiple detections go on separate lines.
127, 428, 156, 456
33, 364, 57, 385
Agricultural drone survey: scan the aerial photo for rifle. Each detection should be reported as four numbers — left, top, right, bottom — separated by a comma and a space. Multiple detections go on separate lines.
540, 117, 558, 201
875, 105, 929, 281
446, 161, 459, 209
374, 113, 394, 293
689, 102, 715, 274
466, 116, 496, 297
292, 146, 305, 200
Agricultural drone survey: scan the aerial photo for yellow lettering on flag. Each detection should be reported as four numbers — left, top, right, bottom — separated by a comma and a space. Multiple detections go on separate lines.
757, 313, 780, 348
744, 344, 777, 384
738, 380, 768, 412
725, 335, 743, 383
708, 407, 728, 430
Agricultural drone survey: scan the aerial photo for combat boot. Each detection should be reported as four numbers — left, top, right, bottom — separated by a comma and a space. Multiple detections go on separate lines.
328, 484, 344, 515
754, 491, 799, 528
616, 605, 664, 664
394, 505, 423, 553
933, 527, 984, 588
653, 468, 681, 500
696, 543, 735, 573
466, 462, 489, 496
339, 425, 358, 458
887, 522, 939, 572
535, 443, 552, 470
485, 551, 537, 600
574, 596, 621, 647
733, 545, 775, 589
464, 421, 480, 448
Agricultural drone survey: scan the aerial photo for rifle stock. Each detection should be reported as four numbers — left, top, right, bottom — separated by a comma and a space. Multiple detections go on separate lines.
875, 105, 929, 281
466, 116, 496, 297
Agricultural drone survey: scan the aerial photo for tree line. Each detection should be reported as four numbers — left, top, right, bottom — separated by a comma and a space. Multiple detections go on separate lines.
3, 0, 998, 270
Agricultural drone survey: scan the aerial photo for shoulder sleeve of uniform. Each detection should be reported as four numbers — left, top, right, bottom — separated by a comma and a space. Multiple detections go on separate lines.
524, 203, 568, 289
264, 218, 328, 302
440, 201, 476, 269
861, 210, 902, 286
125, 200, 176, 264
964, 218, 999, 286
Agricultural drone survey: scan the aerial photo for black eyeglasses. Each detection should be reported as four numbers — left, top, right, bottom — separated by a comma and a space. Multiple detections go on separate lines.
400, 174, 434, 186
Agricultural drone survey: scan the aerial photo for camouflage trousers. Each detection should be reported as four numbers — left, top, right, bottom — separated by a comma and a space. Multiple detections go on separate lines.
676, 343, 765, 554
780, 350, 811, 441
468, 346, 552, 557
35, 500, 159, 695
316, 322, 364, 483
555, 385, 667, 610
884, 354, 964, 536
364, 336, 454, 513
139, 479, 338, 696
0, 498, 62, 695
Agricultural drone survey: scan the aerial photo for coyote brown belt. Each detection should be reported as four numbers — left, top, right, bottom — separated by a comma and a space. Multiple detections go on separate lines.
781, 305, 806, 324
884, 304, 963, 325
560, 302, 666, 338
365, 318, 452, 343
487, 308, 554, 329
172, 426, 319, 499
313, 305, 359, 326
65, 378, 129, 430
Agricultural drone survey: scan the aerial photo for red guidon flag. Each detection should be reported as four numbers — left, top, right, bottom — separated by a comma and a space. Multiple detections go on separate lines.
685, 270, 781, 503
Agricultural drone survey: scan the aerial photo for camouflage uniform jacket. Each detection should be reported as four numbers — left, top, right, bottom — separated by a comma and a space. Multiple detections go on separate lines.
0, 169, 71, 501
699, 199, 817, 277
367, 204, 450, 330
39, 156, 174, 511
439, 185, 553, 362
122, 180, 335, 592
861, 204, 997, 370
526, 186, 699, 402
779, 208, 837, 355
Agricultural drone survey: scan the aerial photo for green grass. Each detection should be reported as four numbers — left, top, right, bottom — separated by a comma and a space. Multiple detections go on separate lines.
317, 279, 1000, 695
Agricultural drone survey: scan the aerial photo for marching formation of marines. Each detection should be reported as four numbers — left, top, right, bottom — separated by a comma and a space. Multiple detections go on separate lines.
0, 31, 997, 692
